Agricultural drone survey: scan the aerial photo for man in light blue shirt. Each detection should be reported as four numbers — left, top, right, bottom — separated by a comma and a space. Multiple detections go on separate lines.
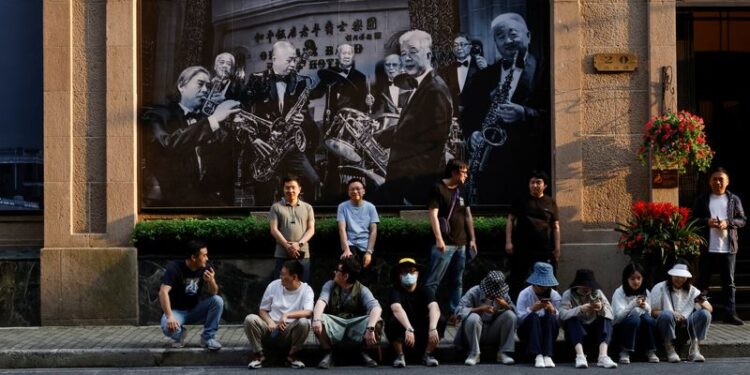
337, 178, 380, 284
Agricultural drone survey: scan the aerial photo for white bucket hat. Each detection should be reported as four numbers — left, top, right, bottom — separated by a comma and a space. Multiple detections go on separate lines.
667, 263, 692, 278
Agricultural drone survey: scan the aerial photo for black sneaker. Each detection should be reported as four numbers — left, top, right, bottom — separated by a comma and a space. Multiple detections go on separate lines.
726, 314, 744, 325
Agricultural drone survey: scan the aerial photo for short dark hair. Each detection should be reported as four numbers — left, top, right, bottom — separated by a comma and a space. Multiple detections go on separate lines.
453, 32, 472, 43
347, 178, 365, 189
282, 174, 301, 186
529, 170, 550, 185
444, 158, 468, 178
185, 239, 207, 259
283, 260, 304, 280
667, 258, 693, 291
340, 257, 362, 284
621, 262, 647, 296
709, 166, 729, 178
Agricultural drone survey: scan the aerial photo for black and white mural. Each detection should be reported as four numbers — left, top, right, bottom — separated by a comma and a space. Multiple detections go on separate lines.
139, 0, 550, 209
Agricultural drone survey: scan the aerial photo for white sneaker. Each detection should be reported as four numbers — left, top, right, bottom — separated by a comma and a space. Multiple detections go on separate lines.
575, 354, 588, 368
647, 350, 660, 363
170, 326, 187, 348
392, 352, 406, 368
665, 343, 680, 363
689, 340, 705, 362
619, 350, 630, 364
497, 352, 515, 365
544, 356, 555, 368
597, 355, 618, 369
534, 354, 545, 368
464, 352, 480, 366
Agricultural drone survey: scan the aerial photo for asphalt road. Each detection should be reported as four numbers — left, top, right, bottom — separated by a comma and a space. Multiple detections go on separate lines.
2, 358, 750, 375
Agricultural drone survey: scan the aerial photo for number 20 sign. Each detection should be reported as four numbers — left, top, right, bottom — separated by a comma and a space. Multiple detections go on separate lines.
593, 53, 638, 72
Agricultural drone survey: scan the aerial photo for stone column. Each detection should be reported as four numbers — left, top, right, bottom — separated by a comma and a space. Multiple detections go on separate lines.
41, 0, 139, 325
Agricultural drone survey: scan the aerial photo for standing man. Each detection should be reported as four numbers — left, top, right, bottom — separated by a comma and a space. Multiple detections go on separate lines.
377, 29, 453, 205
387, 258, 442, 367
159, 239, 224, 351
505, 170, 560, 299
372, 54, 411, 115
245, 260, 314, 369
337, 178, 380, 284
244, 40, 320, 205
425, 159, 477, 324
312, 257, 383, 369
694, 167, 746, 325
462, 12, 549, 203
269, 174, 315, 282
142, 66, 241, 206
439, 33, 487, 114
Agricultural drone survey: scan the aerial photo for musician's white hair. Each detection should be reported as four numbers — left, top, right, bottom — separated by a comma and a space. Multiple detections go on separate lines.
336, 43, 354, 55
214, 52, 235, 66
272, 40, 296, 57
491, 12, 528, 33
399, 29, 432, 52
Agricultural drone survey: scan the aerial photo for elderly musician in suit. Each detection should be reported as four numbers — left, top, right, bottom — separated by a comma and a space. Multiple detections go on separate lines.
376, 30, 452, 206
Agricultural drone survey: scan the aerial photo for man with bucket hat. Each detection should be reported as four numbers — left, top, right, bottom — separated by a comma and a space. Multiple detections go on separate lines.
516, 262, 561, 368
559, 269, 617, 369
454, 270, 517, 366
386, 258, 443, 367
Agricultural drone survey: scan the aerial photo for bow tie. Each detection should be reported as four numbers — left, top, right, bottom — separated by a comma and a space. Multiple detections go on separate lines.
501, 56, 525, 70
184, 111, 201, 122
335, 66, 351, 75
271, 74, 291, 84
458, 60, 469, 67
388, 81, 396, 87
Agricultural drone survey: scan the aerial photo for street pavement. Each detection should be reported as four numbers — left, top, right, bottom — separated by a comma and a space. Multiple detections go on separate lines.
2, 359, 750, 375
0, 323, 749, 369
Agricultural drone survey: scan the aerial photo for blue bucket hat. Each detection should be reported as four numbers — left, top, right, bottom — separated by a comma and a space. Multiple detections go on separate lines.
526, 262, 559, 287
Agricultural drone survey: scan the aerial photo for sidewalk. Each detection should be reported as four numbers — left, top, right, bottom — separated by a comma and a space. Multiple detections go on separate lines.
1, 323, 749, 368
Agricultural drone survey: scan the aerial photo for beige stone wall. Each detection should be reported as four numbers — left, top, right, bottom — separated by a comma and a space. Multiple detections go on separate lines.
41, 0, 138, 325
552, 0, 675, 292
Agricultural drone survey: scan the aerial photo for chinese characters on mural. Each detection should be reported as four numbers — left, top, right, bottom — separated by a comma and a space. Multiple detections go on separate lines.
139, 0, 550, 209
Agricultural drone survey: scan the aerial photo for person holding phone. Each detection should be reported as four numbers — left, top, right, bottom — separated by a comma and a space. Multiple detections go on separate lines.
611, 263, 659, 364
158, 239, 224, 351
650, 261, 712, 362
559, 269, 617, 369
516, 262, 561, 368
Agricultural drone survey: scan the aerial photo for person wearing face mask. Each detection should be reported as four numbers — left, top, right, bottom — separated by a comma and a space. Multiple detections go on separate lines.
515, 262, 561, 368
559, 269, 617, 369
650, 261, 713, 363
386, 258, 443, 368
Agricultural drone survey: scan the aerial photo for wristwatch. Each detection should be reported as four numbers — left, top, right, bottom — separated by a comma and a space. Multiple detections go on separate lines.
405, 327, 415, 333
367, 326, 376, 332
298, 242, 305, 247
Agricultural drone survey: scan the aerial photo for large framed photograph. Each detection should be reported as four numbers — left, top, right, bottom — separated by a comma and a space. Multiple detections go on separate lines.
138, 0, 550, 210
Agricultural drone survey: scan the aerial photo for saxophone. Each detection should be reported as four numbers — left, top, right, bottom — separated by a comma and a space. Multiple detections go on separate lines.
248, 75, 312, 182
466, 49, 521, 201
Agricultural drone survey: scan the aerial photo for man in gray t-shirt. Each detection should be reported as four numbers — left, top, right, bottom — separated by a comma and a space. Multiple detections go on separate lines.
337, 178, 380, 284
269, 175, 315, 282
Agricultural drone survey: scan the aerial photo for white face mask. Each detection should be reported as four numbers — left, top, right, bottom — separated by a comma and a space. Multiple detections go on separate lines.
400, 273, 417, 286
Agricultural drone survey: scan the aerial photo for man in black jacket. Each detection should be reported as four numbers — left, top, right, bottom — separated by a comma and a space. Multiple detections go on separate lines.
377, 29, 452, 205
693, 167, 747, 325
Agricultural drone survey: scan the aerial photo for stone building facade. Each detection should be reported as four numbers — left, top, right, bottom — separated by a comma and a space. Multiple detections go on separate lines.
0, 0, 738, 325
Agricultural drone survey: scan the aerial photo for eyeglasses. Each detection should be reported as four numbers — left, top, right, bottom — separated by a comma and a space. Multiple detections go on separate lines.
453, 43, 470, 48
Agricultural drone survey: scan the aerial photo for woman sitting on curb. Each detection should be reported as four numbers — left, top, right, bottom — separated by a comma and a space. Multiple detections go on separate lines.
516, 262, 561, 368
611, 262, 659, 364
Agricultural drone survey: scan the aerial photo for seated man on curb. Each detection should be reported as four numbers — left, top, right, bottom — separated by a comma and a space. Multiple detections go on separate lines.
387, 258, 443, 368
454, 270, 517, 366
312, 257, 383, 368
244, 260, 314, 369
159, 239, 224, 351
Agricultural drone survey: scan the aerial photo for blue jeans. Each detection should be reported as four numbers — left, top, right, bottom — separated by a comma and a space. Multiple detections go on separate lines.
564, 316, 613, 347
655, 309, 711, 341
274, 257, 310, 283
614, 313, 656, 352
161, 295, 224, 341
425, 244, 466, 313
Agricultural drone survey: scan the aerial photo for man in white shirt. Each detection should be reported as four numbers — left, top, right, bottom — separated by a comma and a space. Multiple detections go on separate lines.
244, 260, 314, 369
693, 167, 747, 325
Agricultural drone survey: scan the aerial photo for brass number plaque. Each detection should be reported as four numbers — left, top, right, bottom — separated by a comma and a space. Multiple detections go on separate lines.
593, 53, 637, 72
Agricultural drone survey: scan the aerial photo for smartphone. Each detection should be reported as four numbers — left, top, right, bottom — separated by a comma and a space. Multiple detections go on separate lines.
539, 298, 551, 303
694, 294, 708, 303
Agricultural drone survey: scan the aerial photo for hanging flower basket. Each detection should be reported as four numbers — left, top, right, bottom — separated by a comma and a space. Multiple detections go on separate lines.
637, 111, 714, 173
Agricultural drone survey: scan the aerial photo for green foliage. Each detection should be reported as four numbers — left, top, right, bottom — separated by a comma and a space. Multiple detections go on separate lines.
132, 215, 507, 255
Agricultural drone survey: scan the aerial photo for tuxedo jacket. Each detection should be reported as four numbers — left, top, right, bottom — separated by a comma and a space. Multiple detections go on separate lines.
379, 71, 452, 181
329, 67, 369, 114
142, 103, 235, 206
439, 56, 481, 111
371, 80, 412, 115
